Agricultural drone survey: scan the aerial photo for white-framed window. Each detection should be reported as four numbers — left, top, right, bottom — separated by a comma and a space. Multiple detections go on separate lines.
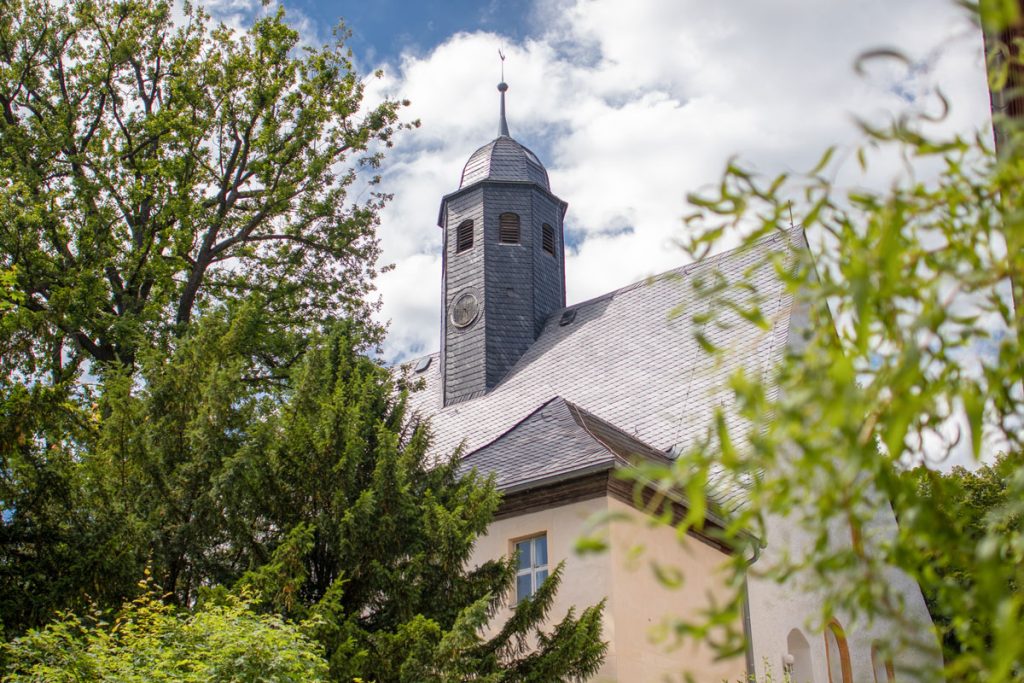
514, 533, 548, 603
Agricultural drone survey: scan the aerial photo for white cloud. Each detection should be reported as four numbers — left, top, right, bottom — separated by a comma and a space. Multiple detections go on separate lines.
364, 0, 990, 364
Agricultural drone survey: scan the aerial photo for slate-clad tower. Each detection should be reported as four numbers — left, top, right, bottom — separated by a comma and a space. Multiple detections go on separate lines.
438, 82, 567, 406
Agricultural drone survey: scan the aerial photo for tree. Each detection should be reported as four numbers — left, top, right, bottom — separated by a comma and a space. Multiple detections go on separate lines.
900, 451, 1023, 663
0, 0, 409, 384
619, 4, 1023, 681
2, 311, 607, 679
2, 584, 329, 681
1, 300, 273, 636
0, 378, 141, 640
231, 324, 607, 682
2, 1, 606, 677
0, 0, 410, 640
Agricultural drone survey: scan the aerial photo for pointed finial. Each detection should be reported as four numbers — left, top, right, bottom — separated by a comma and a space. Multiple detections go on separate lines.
498, 49, 509, 137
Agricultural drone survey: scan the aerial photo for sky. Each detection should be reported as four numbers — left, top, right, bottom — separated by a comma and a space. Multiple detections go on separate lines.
203, 0, 993, 365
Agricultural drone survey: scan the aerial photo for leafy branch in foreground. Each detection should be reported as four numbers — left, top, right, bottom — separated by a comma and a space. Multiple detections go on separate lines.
627, 6, 1022, 682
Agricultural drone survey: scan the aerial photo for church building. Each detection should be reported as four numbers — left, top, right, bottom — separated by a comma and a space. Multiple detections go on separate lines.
400, 82, 938, 683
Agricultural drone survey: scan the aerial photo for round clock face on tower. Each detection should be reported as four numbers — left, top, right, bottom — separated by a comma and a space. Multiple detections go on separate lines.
450, 292, 480, 329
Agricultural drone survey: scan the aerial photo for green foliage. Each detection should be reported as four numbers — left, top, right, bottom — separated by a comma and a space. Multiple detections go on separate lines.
1, 300, 275, 635
0, 1, 606, 679
94, 300, 274, 606
0, 0, 410, 383
2, 310, 606, 679
728, 659, 792, 683
624, 6, 1023, 682
231, 324, 607, 682
900, 451, 1023, 665
0, 268, 19, 313
2, 584, 328, 681
0, 379, 141, 640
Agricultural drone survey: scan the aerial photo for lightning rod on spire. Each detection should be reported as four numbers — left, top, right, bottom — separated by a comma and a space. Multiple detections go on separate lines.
497, 49, 510, 137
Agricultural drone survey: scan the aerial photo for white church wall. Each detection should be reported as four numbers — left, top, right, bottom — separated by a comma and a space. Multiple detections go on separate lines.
747, 508, 940, 682
744, 272, 943, 682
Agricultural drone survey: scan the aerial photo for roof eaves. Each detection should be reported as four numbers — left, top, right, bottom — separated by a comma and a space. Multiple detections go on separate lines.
437, 179, 567, 227
499, 460, 617, 495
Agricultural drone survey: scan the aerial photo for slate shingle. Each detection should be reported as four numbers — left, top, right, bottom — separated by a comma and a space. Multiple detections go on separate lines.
402, 229, 804, 509
458, 396, 672, 492
460, 136, 550, 190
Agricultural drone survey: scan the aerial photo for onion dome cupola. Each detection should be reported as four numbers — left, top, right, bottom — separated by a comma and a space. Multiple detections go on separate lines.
438, 81, 568, 407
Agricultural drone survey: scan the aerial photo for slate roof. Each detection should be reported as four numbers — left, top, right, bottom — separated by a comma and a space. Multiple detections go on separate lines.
459, 136, 550, 190
402, 229, 804, 508
458, 396, 671, 493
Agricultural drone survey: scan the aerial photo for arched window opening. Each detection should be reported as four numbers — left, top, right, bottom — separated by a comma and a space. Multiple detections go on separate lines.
785, 628, 815, 683
542, 223, 555, 255
456, 220, 474, 253
871, 643, 895, 682
824, 620, 853, 683
499, 212, 520, 244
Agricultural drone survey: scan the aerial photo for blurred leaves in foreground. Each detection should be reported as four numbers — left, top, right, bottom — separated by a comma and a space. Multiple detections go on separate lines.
622, 3, 1023, 681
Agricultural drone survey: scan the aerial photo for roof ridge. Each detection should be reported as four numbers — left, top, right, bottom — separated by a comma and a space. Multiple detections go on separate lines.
460, 395, 569, 462
564, 399, 671, 466
552, 226, 803, 318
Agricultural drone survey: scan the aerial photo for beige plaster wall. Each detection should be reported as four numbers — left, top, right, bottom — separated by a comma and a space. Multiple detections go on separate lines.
468, 494, 745, 683
605, 497, 746, 683
469, 496, 617, 681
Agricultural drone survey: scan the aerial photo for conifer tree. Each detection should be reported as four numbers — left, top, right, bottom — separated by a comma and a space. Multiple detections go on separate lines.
3, 311, 607, 680
234, 324, 607, 683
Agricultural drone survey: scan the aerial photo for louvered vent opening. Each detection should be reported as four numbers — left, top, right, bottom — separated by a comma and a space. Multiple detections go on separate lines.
456, 220, 474, 253
499, 212, 520, 244
542, 223, 555, 255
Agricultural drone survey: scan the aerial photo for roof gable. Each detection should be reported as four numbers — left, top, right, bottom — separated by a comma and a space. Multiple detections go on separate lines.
458, 396, 670, 492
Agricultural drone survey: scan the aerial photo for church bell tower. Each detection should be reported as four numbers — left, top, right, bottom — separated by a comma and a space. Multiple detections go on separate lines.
438, 81, 567, 406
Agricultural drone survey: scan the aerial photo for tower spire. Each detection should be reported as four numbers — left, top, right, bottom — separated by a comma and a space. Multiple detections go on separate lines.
498, 49, 509, 137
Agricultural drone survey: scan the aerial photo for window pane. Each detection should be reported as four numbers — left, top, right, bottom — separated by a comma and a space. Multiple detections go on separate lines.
516, 541, 531, 570
534, 536, 547, 567
516, 573, 532, 602
536, 569, 548, 587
